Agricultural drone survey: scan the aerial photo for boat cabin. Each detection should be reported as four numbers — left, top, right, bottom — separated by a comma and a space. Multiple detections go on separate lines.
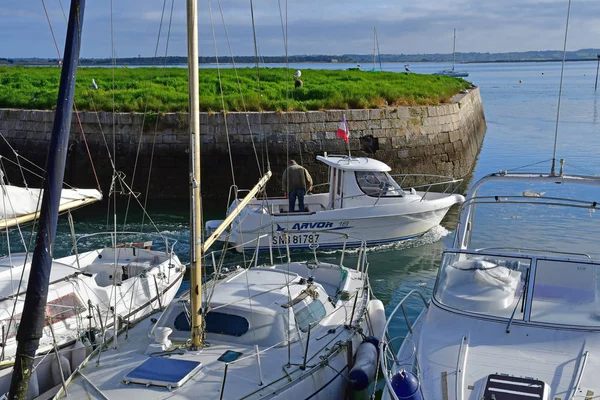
152, 263, 354, 348
317, 155, 408, 210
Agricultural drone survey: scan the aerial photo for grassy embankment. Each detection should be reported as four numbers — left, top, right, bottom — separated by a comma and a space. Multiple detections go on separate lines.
0, 66, 471, 112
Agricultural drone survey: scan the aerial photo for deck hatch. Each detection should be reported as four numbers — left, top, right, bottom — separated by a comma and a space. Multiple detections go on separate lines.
483, 374, 546, 399
123, 358, 202, 389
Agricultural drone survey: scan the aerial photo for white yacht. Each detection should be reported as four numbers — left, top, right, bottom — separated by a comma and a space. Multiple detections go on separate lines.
206, 154, 465, 252
380, 169, 600, 399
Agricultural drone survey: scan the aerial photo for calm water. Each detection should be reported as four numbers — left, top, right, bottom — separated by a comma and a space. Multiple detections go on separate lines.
4, 61, 600, 351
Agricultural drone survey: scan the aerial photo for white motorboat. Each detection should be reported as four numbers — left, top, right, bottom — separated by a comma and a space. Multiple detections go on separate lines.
206, 154, 465, 252
55, 235, 386, 400
379, 169, 600, 399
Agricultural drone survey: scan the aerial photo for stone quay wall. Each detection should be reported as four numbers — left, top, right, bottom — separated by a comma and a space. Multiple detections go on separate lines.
0, 87, 486, 199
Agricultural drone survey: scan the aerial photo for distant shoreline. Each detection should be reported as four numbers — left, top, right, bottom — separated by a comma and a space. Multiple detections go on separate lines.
3, 49, 600, 67
1, 58, 598, 67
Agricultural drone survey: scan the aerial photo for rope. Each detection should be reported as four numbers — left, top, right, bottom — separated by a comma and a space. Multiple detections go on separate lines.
249, 0, 270, 174
215, 0, 264, 178
141, 0, 176, 231
122, 0, 170, 229
551, 0, 572, 175
42, 0, 102, 193
207, 0, 237, 187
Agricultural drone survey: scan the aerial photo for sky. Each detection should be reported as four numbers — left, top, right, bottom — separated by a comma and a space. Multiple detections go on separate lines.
2, 0, 600, 59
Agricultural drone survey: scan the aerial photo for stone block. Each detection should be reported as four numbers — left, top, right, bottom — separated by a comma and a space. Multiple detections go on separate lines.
367, 120, 382, 130
395, 107, 411, 119
369, 109, 384, 120
449, 130, 461, 143
306, 111, 327, 123
350, 109, 369, 121
326, 110, 344, 122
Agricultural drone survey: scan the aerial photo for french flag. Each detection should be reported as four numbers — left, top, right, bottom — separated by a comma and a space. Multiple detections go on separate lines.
336, 114, 349, 143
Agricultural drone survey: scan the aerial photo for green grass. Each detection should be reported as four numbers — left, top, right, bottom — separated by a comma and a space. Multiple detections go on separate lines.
0, 66, 471, 113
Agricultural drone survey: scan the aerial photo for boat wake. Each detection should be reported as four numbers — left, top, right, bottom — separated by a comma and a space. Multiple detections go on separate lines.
320, 225, 450, 255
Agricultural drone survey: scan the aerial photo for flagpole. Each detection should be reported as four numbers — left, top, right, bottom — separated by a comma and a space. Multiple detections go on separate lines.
345, 114, 351, 158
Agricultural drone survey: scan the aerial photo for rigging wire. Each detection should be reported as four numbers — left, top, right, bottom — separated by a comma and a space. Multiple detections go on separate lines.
208, 0, 237, 188
550, 0, 572, 176
249, 0, 269, 174
141, 0, 176, 231
123, 0, 170, 229
214, 0, 264, 178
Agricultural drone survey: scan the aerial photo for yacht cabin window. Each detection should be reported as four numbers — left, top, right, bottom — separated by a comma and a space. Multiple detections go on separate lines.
295, 300, 326, 331
530, 259, 600, 327
174, 310, 250, 337
355, 171, 403, 197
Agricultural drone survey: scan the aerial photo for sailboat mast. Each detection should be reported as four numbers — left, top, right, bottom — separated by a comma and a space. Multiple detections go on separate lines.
373, 26, 376, 71
452, 28, 456, 72
187, 0, 204, 348
8, 0, 86, 397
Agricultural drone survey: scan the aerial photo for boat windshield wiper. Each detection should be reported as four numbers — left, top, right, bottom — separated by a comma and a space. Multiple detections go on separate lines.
506, 270, 529, 334
505, 289, 523, 334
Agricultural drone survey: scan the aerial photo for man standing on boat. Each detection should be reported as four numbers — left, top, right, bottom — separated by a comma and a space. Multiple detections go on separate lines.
282, 160, 313, 212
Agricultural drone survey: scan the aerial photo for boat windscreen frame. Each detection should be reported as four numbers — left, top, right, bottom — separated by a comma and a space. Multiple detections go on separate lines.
432, 248, 600, 331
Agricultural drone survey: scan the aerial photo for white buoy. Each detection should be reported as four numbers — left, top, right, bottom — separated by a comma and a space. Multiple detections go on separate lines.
367, 299, 386, 339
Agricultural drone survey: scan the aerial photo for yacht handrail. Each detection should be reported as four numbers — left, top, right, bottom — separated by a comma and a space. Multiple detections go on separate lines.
475, 247, 593, 260
379, 289, 429, 400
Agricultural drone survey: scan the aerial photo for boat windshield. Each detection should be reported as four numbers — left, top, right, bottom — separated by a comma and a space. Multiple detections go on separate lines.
434, 252, 530, 319
355, 171, 403, 197
530, 259, 600, 327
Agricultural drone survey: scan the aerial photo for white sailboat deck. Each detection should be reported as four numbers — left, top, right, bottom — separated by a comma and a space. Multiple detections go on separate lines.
59, 263, 371, 399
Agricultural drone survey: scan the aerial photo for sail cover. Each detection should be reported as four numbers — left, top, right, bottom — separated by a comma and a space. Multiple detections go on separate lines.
1, 185, 102, 229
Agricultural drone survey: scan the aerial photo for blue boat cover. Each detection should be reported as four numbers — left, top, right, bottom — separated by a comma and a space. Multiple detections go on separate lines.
124, 357, 202, 388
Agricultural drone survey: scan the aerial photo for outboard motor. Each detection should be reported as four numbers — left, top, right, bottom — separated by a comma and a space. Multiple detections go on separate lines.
391, 369, 422, 400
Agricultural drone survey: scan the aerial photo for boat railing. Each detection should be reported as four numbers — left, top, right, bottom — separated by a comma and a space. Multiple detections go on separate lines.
72, 231, 179, 256
277, 229, 369, 273
379, 289, 429, 400
475, 246, 593, 260
390, 173, 463, 200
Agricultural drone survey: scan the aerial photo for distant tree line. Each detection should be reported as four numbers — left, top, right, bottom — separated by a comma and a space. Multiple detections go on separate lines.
3, 49, 600, 66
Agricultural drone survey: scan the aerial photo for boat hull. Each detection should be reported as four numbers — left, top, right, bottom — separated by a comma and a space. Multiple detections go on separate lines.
208, 194, 462, 252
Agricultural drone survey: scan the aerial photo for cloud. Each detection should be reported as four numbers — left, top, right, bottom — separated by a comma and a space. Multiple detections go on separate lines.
1, 0, 600, 58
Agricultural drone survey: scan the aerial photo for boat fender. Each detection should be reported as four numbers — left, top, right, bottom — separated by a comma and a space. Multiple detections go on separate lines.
348, 340, 378, 391
51, 354, 72, 388
391, 369, 422, 400
367, 299, 386, 339
71, 339, 87, 370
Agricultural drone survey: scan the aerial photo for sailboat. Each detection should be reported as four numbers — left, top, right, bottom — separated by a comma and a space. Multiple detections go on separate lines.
433, 29, 469, 78
53, 1, 385, 399
0, 1, 185, 398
